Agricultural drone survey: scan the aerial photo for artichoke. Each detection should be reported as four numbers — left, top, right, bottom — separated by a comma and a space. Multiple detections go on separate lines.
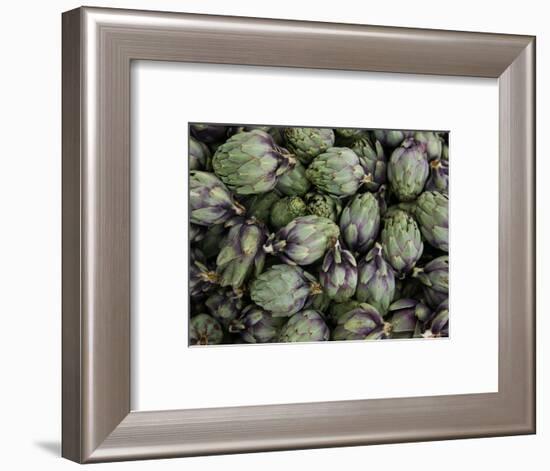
190, 171, 245, 226
276, 161, 311, 196
189, 314, 224, 345
278, 310, 330, 342
319, 240, 358, 302
283, 127, 335, 164
387, 138, 429, 202
212, 130, 295, 195
189, 136, 211, 171
414, 191, 449, 251
250, 264, 320, 316
326, 299, 361, 326
189, 249, 218, 298
425, 298, 449, 337
380, 209, 423, 275
304, 192, 342, 222
339, 192, 380, 256
334, 128, 367, 142
244, 191, 281, 224
412, 255, 449, 308
305, 147, 368, 197
387, 298, 430, 339
356, 243, 395, 315
190, 124, 228, 144
231, 305, 284, 343
270, 196, 308, 229
351, 136, 387, 191
205, 289, 244, 329
263, 215, 340, 266
373, 130, 413, 148
332, 303, 389, 340
216, 218, 268, 289
200, 223, 227, 259
190, 224, 205, 244
425, 159, 449, 194
414, 131, 443, 161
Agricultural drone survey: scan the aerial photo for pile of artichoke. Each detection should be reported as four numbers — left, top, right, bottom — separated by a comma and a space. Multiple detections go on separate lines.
188, 124, 449, 345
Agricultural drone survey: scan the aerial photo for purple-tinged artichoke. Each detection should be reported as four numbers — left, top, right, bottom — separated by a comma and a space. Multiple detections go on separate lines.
327, 299, 361, 326
205, 289, 244, 329
424, 298, 449, 337
212, 130, 296, 195
356, 243, 395, 316
190, 124, 228, 144
230, 305, 284, 343
245, 191, 281, 224
190, 171, 245, 226
412, 255, 449, 308
425, 159, 449, 194
381, 209, 423, 275
387, 138, 429, 202
190, 249, 218, 298
263, 215, 340, 266
278, 310, 330, 342
414, 131, 443, 161
216, 218, 268, 289
189, 136, 211, 171
250, 264, 321, 316
276, 161, 311, 196
189, 314, 224, 345
332, 303, 390, 340
387, 298, 431, 338
284, 127, 335, 164
270, 196, 308, 229
319, 240, 358, 302
304, 192, 342, 222
373, 129, 413, 149
351, 136, 387, 191
305, 148, 368, 197
414, 191, 449, 251
339, 192, 380, 256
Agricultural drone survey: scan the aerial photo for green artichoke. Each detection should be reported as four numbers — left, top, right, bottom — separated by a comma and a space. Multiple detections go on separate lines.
339, 192, 380, 256
305, 147, 368, 197
372, 130, 413, 148
414, 191, 449, 251
356, 243, 395, 316
387, 138, 429, 201
332, 303, 389, 340
326, 299, 361, 326
276, 161, 311, 196
414, 131, 443, 161
351, 136, 386, 191
216, 218, 268, 289
381, 209, 423, 275
263, 215, 340, 265
412, 255, 449, 308
244, 191, 281, 224
189, 136, 211, 171
304, 192, 342, 222
190, 171, 245, 226
319, 240, 358, 302
334, 128, 368, 143
199, 223, 227, 259
231, 305, 284, 343
250, 264, 320, 316
205, 289, 244, 330
270, 196, 308, 229
189, 314, 224, 345
283, 127, 335, 164
212, 130, 295, 195
278, 310, 330, 342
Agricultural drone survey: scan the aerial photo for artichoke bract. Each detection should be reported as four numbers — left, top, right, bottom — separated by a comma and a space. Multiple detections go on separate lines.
387, 138, 429, 201
250, 264, 319, 316
189, 314, 224, 345
283, 127, 335, 164
263, 215, 340, 266
414, 131, 443, 161
278, 310, 330, 342
426, 298, 449, 337
413, 255, 449, 308
305, 147, 368, 197
305, 192, 342, 222
216, 218, 268, 289
415, 191, 449, 251
189, 136, 211, 171
190, 124, 228, 144
270, 196, 308, 229
190, 171, 245, 226
388, 298, 431, 338
339, 192, 380, 256
327, 299, 361, 326
381, 209, 423, 275
212, 130, 295, 195
319, 241, 358, 302
373, 130, 413, 148
332, 303, 389, 340
351, 136, 387, 191
276, 161, 311, 196
231, 305, 284, 343
356, 243, 395, 316
425, 159, 449, 194
205, 289, 244, 329
245, 191, 281, 224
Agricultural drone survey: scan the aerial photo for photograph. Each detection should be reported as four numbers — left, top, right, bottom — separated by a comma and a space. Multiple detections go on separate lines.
189, 125, 449, 345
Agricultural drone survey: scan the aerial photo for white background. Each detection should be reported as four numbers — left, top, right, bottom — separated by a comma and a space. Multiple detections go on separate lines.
132, 61, 498, 411
0, 0, 547, 470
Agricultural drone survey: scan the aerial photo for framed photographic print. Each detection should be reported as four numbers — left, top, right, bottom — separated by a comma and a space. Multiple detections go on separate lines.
62, 6, 535, 463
